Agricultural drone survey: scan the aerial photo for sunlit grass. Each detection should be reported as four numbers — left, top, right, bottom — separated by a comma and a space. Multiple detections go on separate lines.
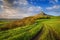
0, 17, 60, 40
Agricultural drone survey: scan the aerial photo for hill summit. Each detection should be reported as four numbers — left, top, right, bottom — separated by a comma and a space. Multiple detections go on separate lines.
33, 12, 50, 19
39, 12, 47, 15
0, 12, 50, 30
35, 12, 48, 16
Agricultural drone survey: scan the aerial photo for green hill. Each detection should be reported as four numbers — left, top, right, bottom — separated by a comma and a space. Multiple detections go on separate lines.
0, 12, 60, 40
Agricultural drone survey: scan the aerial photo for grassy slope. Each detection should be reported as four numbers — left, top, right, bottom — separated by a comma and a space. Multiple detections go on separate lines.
35, 19, 60, 40
0, 19, 43, 40
0, 16, 60, 40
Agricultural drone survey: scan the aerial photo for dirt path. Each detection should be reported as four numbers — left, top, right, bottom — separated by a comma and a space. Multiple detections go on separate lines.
31, 25, 45, 40
31, 24, 60, 40
31, 24, 49, 40
47, 25, 60, 40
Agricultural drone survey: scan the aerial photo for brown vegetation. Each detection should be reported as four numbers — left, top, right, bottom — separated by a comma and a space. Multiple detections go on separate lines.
0, 12, 50, 30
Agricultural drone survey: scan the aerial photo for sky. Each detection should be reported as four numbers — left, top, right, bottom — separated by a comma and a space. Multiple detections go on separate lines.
0, 0, 60, 19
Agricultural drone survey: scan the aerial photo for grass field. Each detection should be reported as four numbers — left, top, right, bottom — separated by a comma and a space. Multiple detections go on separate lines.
0, 17, 60, 40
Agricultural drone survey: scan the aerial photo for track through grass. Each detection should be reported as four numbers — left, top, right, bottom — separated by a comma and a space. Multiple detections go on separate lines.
0, 19, 60, 40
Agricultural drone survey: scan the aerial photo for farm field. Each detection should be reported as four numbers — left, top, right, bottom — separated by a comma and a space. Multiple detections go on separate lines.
0, 18, 60, 40
0, 0, 60, 40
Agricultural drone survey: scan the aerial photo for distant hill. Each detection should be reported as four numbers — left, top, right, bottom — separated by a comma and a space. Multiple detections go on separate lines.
0, 12, 60, 40
0, 12, 51, 30
1, 11, 59, 30
33, 12, 50, 19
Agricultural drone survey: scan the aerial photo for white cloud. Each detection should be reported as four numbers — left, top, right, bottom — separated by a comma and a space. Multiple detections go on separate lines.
27, 6, 42, 12
0, 0, 3, 1
0, 5, 4, 13
49, 0, 58, 4
46, 5, 60, 10
0, 5, 3, 7
46, 5, 60, 15
13, 0, 28, 6
55, 0, 58, 2
0, 0, 42, 19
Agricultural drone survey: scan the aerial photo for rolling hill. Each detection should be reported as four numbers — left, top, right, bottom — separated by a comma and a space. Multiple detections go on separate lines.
0, 12, 60, 40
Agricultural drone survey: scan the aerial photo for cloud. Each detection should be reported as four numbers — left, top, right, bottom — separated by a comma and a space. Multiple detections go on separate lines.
13, 0, 28, 7
46, 5, 60, 10
54, 0, 58, 2
17, 6, 42, 17
46, 5, 60, 15
49, 0, 58, 4
0, 0, 42, 19
0, 0, 3, 1
0, 5, 4, 13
